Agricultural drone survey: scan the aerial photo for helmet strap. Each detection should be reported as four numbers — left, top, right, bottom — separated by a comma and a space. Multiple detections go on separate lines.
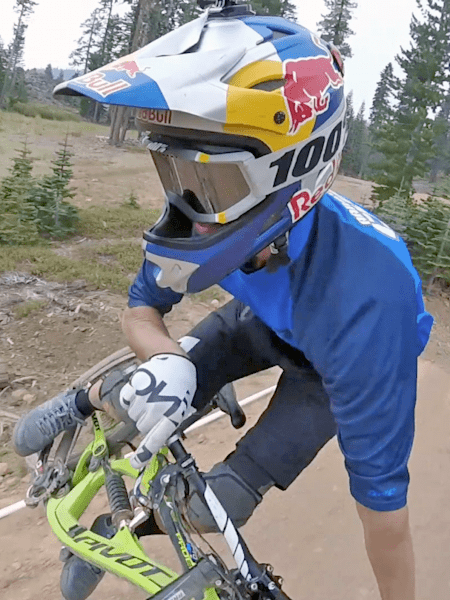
265, 233, 290, 273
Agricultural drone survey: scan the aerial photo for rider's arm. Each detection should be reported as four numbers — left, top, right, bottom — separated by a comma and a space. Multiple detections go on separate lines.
122, 305, 187, 361
289, 235, 424, 600
123, 259, 185, 360
356, 503, 415, 600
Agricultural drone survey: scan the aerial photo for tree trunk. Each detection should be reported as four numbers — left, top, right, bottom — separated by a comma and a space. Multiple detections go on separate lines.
0, 4, 25, 107
108, 0, 153, 145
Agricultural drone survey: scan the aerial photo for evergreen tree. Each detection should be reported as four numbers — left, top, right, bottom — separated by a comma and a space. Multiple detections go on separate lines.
369, 63, 398, 132
0, 0, 38, 108
70, 8, 104, 75
31, 135, 79, 238
0, 139, 39, 245
407, 197, 450, 292
44, 63, 53, 83
316, 0, 358, 59
0, 37, 7, 91
341, 91, 354, 170
341, 102, 370, 177
371, 0, 450, 203
375, 191, 450, 292
430, 93, 450, 181
252, 0, 296, 19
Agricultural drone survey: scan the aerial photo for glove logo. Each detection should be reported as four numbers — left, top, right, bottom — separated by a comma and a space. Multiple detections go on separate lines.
132, 368, 190, 421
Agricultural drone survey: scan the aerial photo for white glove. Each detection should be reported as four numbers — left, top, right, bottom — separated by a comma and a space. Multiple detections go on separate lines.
120, 353, 197, 469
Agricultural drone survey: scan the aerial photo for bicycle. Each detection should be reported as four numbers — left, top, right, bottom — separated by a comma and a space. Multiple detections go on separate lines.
22, 347, 290, 600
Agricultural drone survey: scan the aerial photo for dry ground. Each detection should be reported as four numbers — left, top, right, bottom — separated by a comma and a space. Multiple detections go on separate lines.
1, 117, 450, 600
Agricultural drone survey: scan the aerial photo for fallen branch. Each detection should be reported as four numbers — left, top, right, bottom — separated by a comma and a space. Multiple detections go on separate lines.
0, 409, 20, 421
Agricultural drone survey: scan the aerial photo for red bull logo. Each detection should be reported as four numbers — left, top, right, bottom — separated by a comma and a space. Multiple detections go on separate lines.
102, 59, 141, 79
282, 54, 344, 135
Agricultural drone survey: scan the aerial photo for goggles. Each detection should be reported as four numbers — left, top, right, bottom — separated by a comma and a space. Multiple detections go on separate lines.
147, 109, 346, 224
150, 146, 259, 224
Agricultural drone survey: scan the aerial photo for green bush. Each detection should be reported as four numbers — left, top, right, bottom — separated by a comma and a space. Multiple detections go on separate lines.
78, 205, 159, 239
11, 102, 81, 122
0, 137, 79, 244
376, 192, 450, 292
0, 245, 134, 294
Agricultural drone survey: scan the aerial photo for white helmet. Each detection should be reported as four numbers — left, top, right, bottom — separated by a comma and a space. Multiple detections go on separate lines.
55, 4, 347, 293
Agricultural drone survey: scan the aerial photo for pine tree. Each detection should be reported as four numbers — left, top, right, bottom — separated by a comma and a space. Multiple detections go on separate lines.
0, 138, 39, 245
375, 191, 450, 292
341, 102, 370, 177
0, 0, 38, 108
369, 63, 398, 132
371, 0, 450, 203
407, 197, 450, 292
316, 0, 358, 59
44, 63, 53, 83
252, 0, 296, 19
341, 91, 354, 170
430, 93, 450, 181
31, 135, 79, 239
70, 8, 103, 75
0, 37, 7, 91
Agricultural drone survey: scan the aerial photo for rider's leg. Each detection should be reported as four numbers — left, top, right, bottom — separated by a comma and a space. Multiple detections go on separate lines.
183, 368, 336, 533
13, 387, 94, 456
134, 299, 336, 534
12, 366, 134, 457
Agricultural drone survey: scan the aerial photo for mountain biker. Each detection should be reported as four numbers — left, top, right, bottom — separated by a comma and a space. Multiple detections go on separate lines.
13, 8, 433, 600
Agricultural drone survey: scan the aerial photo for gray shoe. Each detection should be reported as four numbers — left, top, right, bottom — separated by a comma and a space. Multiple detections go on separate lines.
60, 514, 116, 600
13, 390, 86, 456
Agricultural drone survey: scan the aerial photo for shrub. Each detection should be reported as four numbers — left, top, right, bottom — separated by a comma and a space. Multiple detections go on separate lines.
11, 102, 81, 122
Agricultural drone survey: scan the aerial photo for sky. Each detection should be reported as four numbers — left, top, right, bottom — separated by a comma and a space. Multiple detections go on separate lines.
0, 0, 419, 118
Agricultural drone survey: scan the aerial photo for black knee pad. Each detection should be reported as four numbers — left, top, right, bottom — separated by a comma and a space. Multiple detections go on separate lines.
186, 463, 264, 533
98, 367, 136, 423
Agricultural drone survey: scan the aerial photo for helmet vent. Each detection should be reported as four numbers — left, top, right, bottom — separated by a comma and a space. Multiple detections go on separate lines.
251, 79, 286, 91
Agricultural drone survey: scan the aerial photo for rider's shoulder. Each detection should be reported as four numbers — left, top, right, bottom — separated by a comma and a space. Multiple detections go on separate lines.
319, 190, 400, 244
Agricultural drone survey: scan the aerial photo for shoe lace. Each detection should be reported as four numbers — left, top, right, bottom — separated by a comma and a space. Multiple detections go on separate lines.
37, 402, 85, 438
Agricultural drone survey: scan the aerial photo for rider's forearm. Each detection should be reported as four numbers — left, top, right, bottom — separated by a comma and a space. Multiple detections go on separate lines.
122, 306, 188, 362
356, 503, 415, 600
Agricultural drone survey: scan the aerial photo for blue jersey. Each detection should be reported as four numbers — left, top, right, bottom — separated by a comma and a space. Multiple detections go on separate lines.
129, 191, 433, 511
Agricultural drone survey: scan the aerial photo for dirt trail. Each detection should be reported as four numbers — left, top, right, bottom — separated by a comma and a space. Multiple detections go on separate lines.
1, 127, 449, 599
1, 359, 450, 600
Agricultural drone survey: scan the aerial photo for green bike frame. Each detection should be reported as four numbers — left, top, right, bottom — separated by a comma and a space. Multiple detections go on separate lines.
46, 414, 219, 599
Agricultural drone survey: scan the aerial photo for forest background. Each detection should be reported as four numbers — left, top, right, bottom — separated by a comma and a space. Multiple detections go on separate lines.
1, 0, 450, 294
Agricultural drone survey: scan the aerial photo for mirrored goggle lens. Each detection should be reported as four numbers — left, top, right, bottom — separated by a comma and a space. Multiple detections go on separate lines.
151, 151, 251, 215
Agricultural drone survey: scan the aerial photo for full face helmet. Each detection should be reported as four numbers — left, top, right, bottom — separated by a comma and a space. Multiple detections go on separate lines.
54, 2, 347, 294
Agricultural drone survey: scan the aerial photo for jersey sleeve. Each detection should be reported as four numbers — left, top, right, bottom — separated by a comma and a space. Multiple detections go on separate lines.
128, 259, 183, 315
290, 240, 421, 512
328, 292, 418, 512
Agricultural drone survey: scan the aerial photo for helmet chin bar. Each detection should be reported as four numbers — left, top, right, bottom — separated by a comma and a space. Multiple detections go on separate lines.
143, 248, 200, 294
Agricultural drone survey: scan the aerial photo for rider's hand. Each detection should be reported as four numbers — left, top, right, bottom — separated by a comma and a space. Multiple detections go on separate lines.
119, 353, 197, 469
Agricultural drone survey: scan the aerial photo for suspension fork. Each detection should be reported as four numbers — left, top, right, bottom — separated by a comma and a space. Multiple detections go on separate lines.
166, 438, 287, 598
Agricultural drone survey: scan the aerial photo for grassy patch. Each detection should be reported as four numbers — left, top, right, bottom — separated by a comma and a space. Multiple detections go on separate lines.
78, 205, 159, 239
14, 299, 48, 318
80, 241, 143, 275
10, 102, 82, 122
0, 246, 133, 293
0, 206, 159, 292
0, 109, 107, 140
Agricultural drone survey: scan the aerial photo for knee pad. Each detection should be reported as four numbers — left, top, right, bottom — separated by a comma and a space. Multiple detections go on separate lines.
185, 463, 263, 533
97, 366, 136, 424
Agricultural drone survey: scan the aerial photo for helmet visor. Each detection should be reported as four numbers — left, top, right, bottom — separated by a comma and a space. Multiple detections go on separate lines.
151, 150, 251, 218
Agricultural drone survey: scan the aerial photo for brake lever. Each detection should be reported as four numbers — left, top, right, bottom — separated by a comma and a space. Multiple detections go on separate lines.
214, 383, 246, 429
